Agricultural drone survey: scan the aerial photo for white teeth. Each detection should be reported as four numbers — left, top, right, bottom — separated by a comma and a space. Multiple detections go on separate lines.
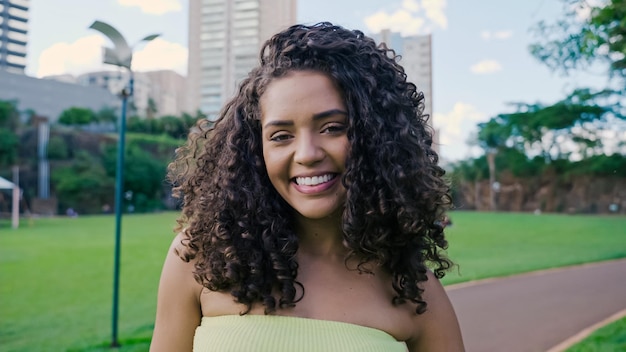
296, 174, 334, 186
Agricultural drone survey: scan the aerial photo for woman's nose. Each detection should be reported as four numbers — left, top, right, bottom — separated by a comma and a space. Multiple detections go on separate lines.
294, 134, 324, 165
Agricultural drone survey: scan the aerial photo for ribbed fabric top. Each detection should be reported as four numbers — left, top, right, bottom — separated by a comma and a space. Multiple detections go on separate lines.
193, 315, 408, 352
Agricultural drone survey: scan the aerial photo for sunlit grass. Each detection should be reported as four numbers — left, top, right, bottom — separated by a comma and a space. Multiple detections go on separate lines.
441, 211, 626, 285
566, 316, 626, 352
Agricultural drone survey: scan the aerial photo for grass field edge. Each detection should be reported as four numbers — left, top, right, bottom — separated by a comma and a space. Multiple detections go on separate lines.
544, 308, 626, 352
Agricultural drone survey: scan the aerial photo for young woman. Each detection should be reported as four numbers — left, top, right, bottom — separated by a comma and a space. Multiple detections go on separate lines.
150, 22, 464, 351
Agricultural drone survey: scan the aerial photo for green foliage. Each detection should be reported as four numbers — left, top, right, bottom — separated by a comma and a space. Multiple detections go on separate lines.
0, 100, 20, 167
530, 0, 626, 78
0, 99, 20, 130
102, 144, 167, 212
146, 97, 158, 119
470, 88, 618, 169
496, 148, 545, 177
126, 113, 200, 139
46, 135, 69, 160
58, 106, 96, 125
450, 157, 489, 181
95, 106, 118, 124
568, 154, 626, 176
0, 128, 18, 167
477, 117, 511, 150
51, 150, 115, 213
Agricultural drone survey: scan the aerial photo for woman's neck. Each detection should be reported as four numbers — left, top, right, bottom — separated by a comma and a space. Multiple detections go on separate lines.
294, 211, 348, 258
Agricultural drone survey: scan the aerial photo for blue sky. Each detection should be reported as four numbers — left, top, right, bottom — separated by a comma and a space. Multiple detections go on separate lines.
24, 0, 610, 161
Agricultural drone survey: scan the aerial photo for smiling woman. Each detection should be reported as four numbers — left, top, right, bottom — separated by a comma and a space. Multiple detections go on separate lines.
150, 22, 464, 351
261, 71, 349, 221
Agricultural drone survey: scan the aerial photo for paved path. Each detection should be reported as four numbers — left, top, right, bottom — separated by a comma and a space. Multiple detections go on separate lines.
446, 259, 626, 352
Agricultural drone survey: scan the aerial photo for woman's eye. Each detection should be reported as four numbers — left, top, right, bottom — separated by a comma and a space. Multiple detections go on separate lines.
270, 133, 291, 142
322, 124, 346, 134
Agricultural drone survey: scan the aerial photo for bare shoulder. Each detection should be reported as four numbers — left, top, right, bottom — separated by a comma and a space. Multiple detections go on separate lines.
161, 232, 201, 290
150, 233, 203, 352
406, 271, 465, 352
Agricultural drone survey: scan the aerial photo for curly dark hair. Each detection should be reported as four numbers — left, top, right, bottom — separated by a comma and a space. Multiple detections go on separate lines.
169, 22, 453, 315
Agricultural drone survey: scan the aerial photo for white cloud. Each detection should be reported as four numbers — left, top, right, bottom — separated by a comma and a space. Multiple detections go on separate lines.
365, 10, 426, 36
364, 0, 447, 36
470, 59, 502, 74
132, 38, 188, 75
117, 0, 181, 15
434, 102, 486, 143
481, 30, 513, 40
36, 36, 188, 77
402, 0, 420, 12
434, 102, 487, 160
422, 0, 447, 29
37, 35, 105, 77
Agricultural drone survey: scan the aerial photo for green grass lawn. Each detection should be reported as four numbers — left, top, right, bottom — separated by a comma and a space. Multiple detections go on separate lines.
566, 316, 626, 352
0, 211, 625, 351
441, 212, 626, 285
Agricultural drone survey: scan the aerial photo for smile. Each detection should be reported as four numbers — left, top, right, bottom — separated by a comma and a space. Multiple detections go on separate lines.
294, 174, 336, 186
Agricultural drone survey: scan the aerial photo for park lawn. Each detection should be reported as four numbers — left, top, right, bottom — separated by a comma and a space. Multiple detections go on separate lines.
0, 211, 625, 351
441, 211, 626, 285
0, 213, 179, 352
566, 316, 626, 351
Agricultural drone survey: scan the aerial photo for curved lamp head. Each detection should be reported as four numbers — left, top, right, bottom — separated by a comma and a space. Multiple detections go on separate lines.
89, 20, 160, 70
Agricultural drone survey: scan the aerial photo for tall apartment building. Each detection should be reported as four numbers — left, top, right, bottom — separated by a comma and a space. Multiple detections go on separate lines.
0, 0, 29, 74
187, 0, 296, 118
374, 30, 433, 124
373, 30, 438, 154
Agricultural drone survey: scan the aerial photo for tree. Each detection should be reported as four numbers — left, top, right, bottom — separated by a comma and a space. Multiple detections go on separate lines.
102, 144, 167, 212
96, 106, 118, 124
0, 100, 20, 131
530, 0, 626, 79
0, 100, 20, 168
477, 117, 511, 210
58, 107, 96, 125
52, 150, 114, 213
146, 97, 158, 119
503, 89, 614, 161
47, 135, 69, 160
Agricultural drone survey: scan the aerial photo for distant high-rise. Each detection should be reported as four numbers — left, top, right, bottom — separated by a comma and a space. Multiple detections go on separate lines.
0, 0, 29, 74
187, 0, 296, 118
374, 30, 433, 125
373, 30, 438, 154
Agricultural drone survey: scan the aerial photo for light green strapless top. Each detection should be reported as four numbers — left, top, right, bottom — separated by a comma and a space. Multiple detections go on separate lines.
193, 315, 408, 351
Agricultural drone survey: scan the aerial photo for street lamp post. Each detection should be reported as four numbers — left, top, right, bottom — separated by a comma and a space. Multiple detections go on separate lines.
89, 20, 159, 348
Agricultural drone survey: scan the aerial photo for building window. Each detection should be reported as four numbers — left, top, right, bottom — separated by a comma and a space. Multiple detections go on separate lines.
8, 30, 27, 42
8, 18, 28, 31
6, 42, 26, 54
9, 0, 30, 9
8, 6, 29, 19
7, 54, 26, 65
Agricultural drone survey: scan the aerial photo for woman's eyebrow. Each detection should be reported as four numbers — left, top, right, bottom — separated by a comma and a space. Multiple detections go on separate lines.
312, 109, 348, 120
263, 109, 348, 129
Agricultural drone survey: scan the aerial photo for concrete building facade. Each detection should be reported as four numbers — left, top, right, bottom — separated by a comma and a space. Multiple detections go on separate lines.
142, 70, 187, 117
187, 0, 296, 118
0, 70, 118, 122
76, 70, 151, 117
75, 70, 187, 118
0, 0, 29, 74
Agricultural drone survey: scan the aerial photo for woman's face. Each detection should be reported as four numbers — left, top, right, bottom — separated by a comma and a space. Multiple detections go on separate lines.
260, 70, 349, 221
